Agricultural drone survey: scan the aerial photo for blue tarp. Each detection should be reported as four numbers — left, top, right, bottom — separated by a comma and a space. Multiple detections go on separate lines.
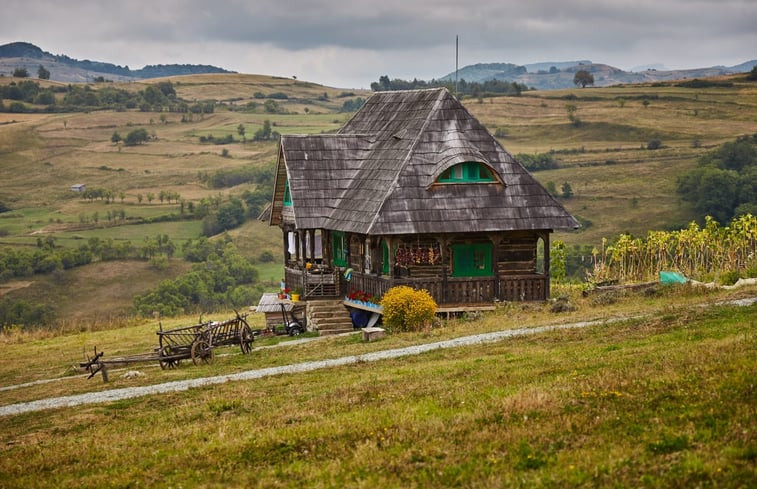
659, 271, 688, 284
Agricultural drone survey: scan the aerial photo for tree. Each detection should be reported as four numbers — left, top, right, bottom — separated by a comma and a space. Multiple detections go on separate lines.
573, 70, 594, 88
747, 65, 757, 81
263, 99, 279, 114
37, 65, 50, 80
111, 131, 122, 144
13, 67, 29, 78
124, 128, 149, 146
253, 120, 273, 141
561, 182, 574, 198
565, 104, 578, 123
237, 124, 246, 142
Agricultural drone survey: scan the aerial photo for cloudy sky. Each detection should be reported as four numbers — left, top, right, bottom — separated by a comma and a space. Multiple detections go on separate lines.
1, 0, 755, 88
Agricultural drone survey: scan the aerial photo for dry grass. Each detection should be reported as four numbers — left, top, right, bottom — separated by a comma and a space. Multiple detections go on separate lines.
0, 290, 754, 488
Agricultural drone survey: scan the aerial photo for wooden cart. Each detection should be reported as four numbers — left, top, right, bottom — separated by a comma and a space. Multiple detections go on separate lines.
80, 312, 255, 381
157, 312, 255, 368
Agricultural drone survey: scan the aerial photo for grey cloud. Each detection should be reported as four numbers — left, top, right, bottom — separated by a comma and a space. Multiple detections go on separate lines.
0, 0, 754, 87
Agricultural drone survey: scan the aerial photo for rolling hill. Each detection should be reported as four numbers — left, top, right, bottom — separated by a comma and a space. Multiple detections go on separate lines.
439, 60, 757, 90
0, 41, 233, 83
0, 70, 755, 328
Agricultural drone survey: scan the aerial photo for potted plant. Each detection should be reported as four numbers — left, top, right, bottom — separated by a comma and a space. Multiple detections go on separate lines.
291, 288, 302, 302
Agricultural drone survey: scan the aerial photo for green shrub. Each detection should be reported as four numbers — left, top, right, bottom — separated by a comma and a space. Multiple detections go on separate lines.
718, 270, 740, 286
380, 286, 437, 332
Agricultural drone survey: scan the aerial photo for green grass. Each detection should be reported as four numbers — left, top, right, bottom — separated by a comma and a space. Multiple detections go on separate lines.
0, 292, 754, 488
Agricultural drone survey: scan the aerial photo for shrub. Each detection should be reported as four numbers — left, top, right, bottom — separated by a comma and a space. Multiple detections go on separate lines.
380, 286, 437, 332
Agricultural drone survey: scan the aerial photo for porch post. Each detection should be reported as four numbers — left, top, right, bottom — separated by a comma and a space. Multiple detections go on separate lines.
439, 236, 449, 303
309, 229, 315, 264
386, 236, 395, 279
294, 230, 302, 263
282, 229, 289, 265
544, 231, 551, 300
490, 233, 502, 301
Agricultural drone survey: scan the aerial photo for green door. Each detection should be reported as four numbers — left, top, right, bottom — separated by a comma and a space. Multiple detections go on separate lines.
451, 243, 493, 277
333, 231, 346, 267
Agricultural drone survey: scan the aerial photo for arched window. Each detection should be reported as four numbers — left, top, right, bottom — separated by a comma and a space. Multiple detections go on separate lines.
437, 162, 494, 183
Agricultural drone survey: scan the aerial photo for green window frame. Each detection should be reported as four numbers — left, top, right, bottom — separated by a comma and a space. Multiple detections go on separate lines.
333, 231, 347, 267
437, 162, 494, 183
283, 180, 292, 206
451, 243, 493, 277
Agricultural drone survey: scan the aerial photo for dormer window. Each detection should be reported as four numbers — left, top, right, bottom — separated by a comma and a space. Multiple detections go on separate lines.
437, 162, 494, 183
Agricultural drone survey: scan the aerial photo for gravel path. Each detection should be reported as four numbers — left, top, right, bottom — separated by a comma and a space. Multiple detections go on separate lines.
2, 297, 754, 418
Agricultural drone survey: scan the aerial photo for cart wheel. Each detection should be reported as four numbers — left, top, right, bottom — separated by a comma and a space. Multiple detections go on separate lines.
239, 326, 254, 354
191, 339, 214, 365
159, 346, 179, 370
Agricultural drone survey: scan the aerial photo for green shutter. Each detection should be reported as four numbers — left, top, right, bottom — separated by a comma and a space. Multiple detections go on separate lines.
382, 241, 390, 274
451, 243, 493, 277
333, 231, 346, 267
437, 162, 494, 183
283, 180, 292, 206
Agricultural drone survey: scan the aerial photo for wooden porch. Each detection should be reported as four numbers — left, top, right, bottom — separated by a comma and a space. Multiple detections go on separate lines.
285, 267, 547, 304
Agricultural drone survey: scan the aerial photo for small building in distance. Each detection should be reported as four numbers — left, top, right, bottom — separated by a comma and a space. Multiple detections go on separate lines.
70, 183, 86, 192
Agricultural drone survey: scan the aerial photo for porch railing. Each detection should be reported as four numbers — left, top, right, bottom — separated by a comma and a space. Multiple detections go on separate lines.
285, 266, 547, 303
285, 268, 341, 299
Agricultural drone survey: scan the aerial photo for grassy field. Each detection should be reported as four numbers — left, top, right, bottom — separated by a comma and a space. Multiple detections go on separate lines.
0, 285, 754, 487
1, 73, 756, 326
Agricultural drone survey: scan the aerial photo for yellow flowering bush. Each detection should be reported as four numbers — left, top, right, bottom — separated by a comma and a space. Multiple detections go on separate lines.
380, 286, 437, 332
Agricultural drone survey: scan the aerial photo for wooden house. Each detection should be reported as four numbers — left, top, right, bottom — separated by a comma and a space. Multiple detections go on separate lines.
268, 88, 578, 306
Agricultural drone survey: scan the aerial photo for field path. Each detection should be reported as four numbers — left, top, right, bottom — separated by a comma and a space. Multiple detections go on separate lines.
2, 297, 754, 418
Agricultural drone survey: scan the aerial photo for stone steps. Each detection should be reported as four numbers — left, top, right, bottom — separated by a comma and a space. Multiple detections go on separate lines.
306, 299, 355, 336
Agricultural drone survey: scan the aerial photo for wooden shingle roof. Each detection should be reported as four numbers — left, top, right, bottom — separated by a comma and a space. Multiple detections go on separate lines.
275, 88, 579, 235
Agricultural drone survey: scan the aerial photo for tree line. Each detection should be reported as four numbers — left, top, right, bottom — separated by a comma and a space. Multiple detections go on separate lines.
0, 235, 179, 283
676, 135, 757, 224
0, 80, 216, 114
370, 75, 528, 97
133, 237, 263, 317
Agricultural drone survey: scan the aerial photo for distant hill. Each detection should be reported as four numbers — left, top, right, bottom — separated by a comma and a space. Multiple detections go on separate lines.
440, 59, 757, 90
0, 41, 234, 82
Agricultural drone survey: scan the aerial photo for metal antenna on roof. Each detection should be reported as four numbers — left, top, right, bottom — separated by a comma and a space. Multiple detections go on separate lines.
455, 35, 459, 98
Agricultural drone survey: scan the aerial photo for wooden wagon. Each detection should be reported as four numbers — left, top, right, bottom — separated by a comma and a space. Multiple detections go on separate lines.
80, 312, 255, 381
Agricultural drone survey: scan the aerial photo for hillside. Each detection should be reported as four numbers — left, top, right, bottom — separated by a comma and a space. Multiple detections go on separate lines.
0, 287, 755, 487
440, 60, 757, 89
0, 72, 755, 327
0, 42, 233, 82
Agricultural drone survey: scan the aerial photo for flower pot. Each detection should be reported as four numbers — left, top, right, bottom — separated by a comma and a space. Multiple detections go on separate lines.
291, 293, 300, 302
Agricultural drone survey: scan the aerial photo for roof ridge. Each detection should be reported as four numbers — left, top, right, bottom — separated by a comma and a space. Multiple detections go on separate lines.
364, 87, 450, 235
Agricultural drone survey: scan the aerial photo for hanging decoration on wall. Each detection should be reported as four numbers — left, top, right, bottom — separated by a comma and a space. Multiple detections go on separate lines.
395, 243, 442, 268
